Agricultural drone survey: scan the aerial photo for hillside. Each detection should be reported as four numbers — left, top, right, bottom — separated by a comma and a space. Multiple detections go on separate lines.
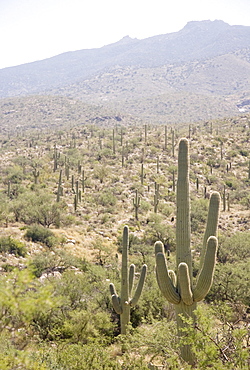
0, 95, 138, 133
0, 112, 249, 368
1, 20, 250, 124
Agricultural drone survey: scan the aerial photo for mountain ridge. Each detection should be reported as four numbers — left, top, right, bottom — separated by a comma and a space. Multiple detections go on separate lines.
1, 20, 250, 124
2, 20, 250, 97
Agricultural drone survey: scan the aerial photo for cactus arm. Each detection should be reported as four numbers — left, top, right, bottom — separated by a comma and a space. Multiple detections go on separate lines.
168, 270, 177, 287
200, 192, 220, 267
109, 283, 122, 314
109, 282, 117, 296
193, 236, 218, 302
156, 252, 180, 304
178, 263, 193, 305
130, 264, 147, 307
111, 294, 122, 314
154, 241, 164, 255
129, 264, 135, 296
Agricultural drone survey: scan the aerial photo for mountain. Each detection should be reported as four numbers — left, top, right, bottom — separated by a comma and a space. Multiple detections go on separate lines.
1, 20, 250, 124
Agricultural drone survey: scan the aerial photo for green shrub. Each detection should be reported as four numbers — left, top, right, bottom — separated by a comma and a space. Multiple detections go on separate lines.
190, 198, 209, 233
24, 224, 57, 248
95, 190, 117, 207
239, 149, 248, 157
217, 231, 250, 263
30, 250, 87, 278
0, 236, 26, 257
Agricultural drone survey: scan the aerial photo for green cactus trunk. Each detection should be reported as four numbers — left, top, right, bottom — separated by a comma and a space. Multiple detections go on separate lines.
120, 226, 130, 334
155, 138, 220, 365
110, 226, 147, 335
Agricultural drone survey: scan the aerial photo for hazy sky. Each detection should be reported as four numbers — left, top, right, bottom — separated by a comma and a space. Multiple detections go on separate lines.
1, 0, 250, 69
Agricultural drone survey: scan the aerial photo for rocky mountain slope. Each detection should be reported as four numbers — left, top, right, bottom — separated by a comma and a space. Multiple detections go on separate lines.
1, 20, 250, 124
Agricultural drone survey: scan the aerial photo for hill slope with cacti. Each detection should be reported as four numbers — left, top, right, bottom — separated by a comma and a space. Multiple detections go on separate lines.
0, 106, 249, 368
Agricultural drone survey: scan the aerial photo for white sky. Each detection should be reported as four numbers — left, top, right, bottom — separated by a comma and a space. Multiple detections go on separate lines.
1, 0, 250, 69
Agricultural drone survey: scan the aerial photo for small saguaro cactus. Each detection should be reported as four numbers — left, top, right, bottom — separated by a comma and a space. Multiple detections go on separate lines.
140, 163, 144, 185
155, 138, 220, 365
81, 170, 87, 193
133, 189, 141, 220
109, 226, 147, 335
56, 169, 63, 203
33, 168, 40, 184
154, 182, 160, 213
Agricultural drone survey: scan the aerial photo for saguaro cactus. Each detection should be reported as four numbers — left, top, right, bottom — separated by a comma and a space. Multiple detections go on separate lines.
155, 138, 220, 364
33, 168, 40, 184
133, 190, 141, 220
109, 226, 147, 335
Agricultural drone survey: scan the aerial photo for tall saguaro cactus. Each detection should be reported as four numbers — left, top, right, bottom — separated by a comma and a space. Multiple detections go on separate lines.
155, 138, 220, 364
110, 226, 147, 335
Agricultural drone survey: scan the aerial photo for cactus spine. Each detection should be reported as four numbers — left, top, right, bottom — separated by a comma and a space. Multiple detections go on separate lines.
155, 138, 220, 365
110, 226, 147, 335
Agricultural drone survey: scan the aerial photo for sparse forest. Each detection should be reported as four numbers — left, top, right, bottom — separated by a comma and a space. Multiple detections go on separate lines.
0, 111, 249, 369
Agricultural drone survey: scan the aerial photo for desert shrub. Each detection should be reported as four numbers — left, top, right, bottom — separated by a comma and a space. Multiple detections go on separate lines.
217, 231, 250, 264
4, 165, 24, 184
179, 305, 249, 369
30, 250, 88, 278
0, 194, 12, 226
224, 176, 239, 190
190, 198, 209, 233
116, 318, 180, 369
144, 213, 176, 251
93, 165, 110, 183
207, 260, 250, 308
0, 236, 26, 257
239, 149, 248, 157
95, 189, 117, 207
11, 190, 66, 227
134, 263, 175, 324
158, 201, 174, 217
24, 224, 57, 248
32, 342, 150, 369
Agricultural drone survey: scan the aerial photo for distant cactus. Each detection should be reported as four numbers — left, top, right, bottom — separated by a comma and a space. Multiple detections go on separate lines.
81, 170, 87, 193
7, 181, 11, 198
133, 189, 141, 220
109, 226, 147, 334
53, 145, 60, 172
77, 160, 82, 174
140, 163, 144, 185
155, 138, 220, 364
156, 156, 160, 174
154, 182, 160, 213
171, 129, 175, 157
56, 170, 63, 203
32, 168, 40, 184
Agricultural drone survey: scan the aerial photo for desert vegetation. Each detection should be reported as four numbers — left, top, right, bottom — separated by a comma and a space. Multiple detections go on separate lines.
0, 111, 249, 369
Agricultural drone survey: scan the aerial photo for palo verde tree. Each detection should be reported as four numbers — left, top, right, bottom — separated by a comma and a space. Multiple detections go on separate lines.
155, 138, 220, 365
